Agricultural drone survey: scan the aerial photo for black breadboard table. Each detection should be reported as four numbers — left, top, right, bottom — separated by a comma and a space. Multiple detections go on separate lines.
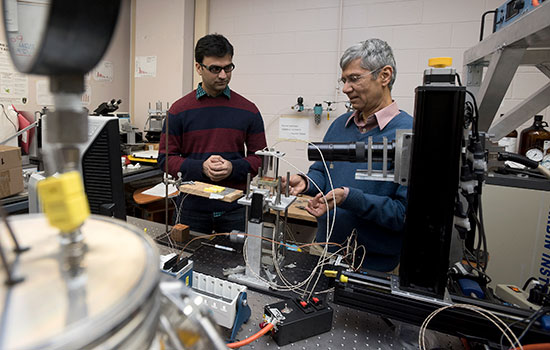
190, 236, 330, 299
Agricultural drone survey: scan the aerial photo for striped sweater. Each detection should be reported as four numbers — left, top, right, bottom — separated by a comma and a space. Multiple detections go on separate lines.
158, 87, 267, 212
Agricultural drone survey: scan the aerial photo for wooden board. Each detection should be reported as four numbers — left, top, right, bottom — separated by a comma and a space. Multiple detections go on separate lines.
178, 181, 243, 203
272, 195, 316, 223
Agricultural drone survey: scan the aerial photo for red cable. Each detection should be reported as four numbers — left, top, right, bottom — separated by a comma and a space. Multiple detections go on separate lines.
514, 344, 550, 350
460, 337, 471, 350
227, 322, 275, 349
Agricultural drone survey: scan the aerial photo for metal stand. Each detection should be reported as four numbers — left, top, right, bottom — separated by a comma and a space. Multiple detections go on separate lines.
228, 149, 296, 291
464, 2, 550, 139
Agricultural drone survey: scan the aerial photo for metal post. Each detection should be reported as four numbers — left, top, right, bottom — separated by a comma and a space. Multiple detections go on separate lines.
165, 109, 170, 233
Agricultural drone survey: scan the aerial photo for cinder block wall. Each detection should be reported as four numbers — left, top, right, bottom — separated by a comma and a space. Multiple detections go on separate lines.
208, 0, 549, 174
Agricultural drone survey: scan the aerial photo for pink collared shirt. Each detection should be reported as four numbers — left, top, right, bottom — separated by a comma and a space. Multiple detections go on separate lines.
345, 101, 400, 134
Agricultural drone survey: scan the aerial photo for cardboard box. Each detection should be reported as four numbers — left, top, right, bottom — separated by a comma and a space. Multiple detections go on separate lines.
0, 145, 24, 199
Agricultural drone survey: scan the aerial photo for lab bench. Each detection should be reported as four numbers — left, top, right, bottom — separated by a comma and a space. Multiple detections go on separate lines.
128, 216, 462, 349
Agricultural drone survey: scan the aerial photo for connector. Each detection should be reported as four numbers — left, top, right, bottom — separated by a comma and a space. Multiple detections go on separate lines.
163, 254, 178, 270
296, 299, 313, 314
172, 257, 189, 273
37, 171, 90, 233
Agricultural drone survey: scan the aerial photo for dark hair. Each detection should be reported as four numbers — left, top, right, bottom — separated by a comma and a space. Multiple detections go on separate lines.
195, 34, 234, 63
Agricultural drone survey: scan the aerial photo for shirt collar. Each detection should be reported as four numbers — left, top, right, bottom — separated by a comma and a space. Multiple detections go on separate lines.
345, 101, 400, 131
196, 83, 231, 100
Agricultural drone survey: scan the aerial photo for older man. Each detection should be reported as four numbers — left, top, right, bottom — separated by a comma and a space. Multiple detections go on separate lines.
285, 38, 413, 272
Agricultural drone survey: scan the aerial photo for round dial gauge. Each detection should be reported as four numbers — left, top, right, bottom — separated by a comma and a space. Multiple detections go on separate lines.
525, 148, 544, 162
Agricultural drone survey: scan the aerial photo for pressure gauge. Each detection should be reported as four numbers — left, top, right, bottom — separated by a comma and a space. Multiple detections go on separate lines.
2, 0, 121, 76
542, 154, 550, 169
525, 148, 544, 162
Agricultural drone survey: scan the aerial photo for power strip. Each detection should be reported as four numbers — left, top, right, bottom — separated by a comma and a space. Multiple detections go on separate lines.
495, 284, 540, 310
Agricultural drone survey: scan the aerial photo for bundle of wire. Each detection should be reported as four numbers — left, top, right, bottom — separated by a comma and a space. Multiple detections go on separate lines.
418, 304, 523, 350
499, 307, 550, 349
173, 139, 366, 299
153, 193, 189, 254
271, 141, 366, 300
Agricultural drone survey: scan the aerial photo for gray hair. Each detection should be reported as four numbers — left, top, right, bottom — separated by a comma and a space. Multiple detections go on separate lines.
340, 38, 397, 90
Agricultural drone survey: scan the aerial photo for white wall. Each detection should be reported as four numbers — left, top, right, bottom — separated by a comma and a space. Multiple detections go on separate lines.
132, 0, 194, 132
208, 0, 550, 174
0, 0, 131, 118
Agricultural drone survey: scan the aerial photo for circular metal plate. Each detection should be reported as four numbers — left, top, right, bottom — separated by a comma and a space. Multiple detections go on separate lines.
0, 214, 160, 350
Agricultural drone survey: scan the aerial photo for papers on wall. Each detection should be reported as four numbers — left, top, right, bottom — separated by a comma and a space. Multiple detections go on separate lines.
279, 115, 309, 141
0, 42, 28, 105
135, 56, 157, 78
93, 61, 114, 82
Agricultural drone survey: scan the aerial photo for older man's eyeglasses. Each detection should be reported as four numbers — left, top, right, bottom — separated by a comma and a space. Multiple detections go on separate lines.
338, 67, 383, 89
200, 63, 235, 74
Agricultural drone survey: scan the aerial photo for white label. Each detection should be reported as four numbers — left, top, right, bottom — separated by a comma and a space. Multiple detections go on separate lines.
279, 115, 309, 140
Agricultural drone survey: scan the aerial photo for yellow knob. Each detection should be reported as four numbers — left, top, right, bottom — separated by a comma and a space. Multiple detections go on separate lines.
428, 57, 452, 68
339, 275, 349, 283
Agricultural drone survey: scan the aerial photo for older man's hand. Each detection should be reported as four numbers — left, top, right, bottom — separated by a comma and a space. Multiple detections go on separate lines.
281, 174, 307, 195
306, 188, 347, 217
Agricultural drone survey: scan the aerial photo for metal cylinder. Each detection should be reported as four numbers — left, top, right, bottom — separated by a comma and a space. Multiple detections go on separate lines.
45, 109, 88, 144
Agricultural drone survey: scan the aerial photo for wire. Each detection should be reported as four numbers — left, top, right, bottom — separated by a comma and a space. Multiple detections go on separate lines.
465, 90, 480, 141
269, 139, 338, 298
178, 231, 342, 257
516, 307, 550, 344
522, 277, 540, 291
500, 307, 550, 349
419, 304, 522, 350
226, 322, 275, 348
1, 104, 17, 132
462, 242, 492, 284
153, 193, 187, 254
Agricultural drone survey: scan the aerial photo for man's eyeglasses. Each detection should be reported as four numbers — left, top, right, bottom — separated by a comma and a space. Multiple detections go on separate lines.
200, 63, 235, 74
338, 67, 383, 89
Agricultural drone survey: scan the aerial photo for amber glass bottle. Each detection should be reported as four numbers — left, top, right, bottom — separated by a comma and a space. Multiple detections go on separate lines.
518, 115, 550, 162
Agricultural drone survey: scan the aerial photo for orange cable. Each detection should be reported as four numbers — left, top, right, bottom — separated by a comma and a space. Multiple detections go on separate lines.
515, 344, 550, 350
226, 322, 274, 348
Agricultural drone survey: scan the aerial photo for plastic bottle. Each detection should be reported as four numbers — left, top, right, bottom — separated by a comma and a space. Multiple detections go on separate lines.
518, 115, 550, 166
